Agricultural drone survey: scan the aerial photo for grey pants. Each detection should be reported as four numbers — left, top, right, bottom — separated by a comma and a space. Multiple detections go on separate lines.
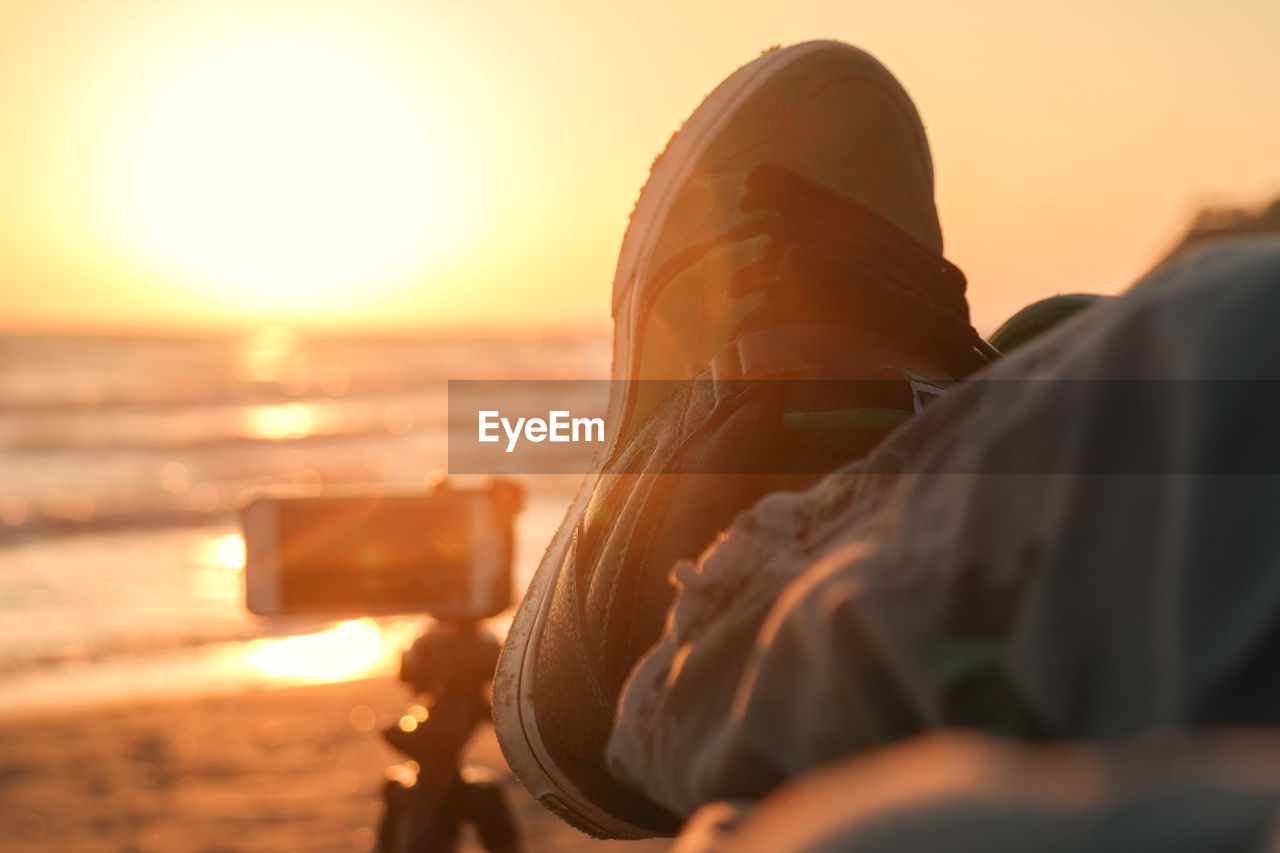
669, 730, 1280, 853
608, 239, 1280, 828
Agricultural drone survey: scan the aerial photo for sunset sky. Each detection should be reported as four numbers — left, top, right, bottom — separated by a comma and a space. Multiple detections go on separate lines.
1, 0, 1277, 334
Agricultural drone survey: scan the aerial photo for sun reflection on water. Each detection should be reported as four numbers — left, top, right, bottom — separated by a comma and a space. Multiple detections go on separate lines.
214, 534, 246, 569
247, 403, 315, 440
246, 618, 391, 682
189, 533, 246, 601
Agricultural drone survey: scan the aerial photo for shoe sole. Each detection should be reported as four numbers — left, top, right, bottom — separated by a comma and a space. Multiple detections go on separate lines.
492, 41, 851, 839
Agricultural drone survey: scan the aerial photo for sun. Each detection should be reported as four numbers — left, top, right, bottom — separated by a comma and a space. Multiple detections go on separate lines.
101, 22, 472, 316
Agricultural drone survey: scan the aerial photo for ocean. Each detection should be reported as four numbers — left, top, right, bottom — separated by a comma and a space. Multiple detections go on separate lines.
0, 329, 609, 714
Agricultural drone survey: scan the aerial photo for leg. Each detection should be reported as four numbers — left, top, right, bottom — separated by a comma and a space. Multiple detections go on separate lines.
611, 239, 1280, 816
494, 40, 990, 838
675, 729, 1280, 853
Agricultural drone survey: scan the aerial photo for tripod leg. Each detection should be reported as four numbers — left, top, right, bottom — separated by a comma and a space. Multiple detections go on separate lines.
378, 776, 465, 853
377, 780, 405, 853
459, 779, 522, 853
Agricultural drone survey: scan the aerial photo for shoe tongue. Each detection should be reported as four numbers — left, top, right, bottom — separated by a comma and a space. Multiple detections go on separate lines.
742, 165, 964, 299
742, 162, 858, 219
742, 162, 928, 228
729, 162, 986, 376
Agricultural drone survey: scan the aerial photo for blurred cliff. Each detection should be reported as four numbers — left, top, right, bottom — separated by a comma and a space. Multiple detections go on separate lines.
1157, 197, 1280, 268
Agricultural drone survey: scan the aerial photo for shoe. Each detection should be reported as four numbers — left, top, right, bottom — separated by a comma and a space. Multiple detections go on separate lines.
987, 293, 1109, 354
493, 40, 993, 838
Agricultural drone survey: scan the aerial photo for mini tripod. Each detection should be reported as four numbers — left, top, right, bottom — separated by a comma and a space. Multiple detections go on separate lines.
376, 620, 521, 853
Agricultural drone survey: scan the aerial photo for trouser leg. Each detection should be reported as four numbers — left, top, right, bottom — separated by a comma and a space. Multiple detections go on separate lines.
674, 730, 1280, 853
610, 239, 1280, 817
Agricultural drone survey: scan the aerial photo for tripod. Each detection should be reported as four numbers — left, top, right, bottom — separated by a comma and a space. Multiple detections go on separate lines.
376, 620, 522, 853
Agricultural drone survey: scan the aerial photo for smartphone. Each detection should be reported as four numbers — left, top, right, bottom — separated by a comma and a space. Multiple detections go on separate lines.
242, 480, 522, 619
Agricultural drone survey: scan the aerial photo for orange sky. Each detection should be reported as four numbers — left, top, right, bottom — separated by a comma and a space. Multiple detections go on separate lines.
1, 0, 1277, 334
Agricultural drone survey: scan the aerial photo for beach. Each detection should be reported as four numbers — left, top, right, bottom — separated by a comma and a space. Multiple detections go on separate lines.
0, 331, 641, 849
0, 329, 666, 851
0, 677, 673, 853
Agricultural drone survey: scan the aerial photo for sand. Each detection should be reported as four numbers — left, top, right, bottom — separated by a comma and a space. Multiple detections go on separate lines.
0, 678, 674, 853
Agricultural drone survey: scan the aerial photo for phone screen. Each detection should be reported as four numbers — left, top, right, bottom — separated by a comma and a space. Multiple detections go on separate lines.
275, 495, 474, 611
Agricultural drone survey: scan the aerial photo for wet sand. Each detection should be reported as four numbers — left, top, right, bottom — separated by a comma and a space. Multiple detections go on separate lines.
0, 678, 673, 853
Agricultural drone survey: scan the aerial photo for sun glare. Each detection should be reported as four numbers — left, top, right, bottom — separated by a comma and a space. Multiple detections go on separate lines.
100, 17, 476, 316
214, 534, 247, 570
246, 619, 390, 682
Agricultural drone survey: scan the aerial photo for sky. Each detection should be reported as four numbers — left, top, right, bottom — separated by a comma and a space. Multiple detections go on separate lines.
1, 0, 1277, 334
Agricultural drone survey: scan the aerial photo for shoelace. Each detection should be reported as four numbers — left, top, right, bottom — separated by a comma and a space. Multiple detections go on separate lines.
646, 163, 999, 379
737, 163, 999, 376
